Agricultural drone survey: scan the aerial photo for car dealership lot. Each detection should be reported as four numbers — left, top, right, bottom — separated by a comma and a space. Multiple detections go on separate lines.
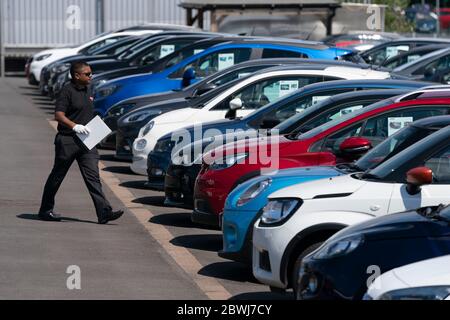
0, 77, 289, 300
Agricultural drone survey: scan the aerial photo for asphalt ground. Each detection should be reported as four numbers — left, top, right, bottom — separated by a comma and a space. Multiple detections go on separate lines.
0, 77, 290, 300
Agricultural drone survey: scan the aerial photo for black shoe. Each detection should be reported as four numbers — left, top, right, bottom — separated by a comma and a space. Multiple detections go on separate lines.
38, 211, 62, 222
98, 210, 124, 224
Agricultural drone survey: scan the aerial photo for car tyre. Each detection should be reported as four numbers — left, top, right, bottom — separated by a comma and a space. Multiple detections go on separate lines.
292, 242, 323, 299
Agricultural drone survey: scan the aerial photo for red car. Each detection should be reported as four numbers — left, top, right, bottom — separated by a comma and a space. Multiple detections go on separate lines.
436, 8, 450, 29
193, 89, 450, 227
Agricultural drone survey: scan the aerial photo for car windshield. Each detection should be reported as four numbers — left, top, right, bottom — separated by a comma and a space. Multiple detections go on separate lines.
188, 77, 242, 108
394, 47, 450, 72
354, 125, 430, 171
362, 127, 450, 181
294, 97, 396, 140
439, 204, 450, 221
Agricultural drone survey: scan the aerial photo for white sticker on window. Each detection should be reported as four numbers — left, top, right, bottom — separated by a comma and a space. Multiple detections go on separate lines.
279, 80, 299, 97
386, 45, 409, 59
388, 117, 413, 136
238, 72, 251, 79
160, 45, 175, 58
263, 83, 280, 102
407, 54, 421, 63
194, 49, 204, 55
311, 95, 330, 105
339, 104, 364, 116
218, 53, 235, 70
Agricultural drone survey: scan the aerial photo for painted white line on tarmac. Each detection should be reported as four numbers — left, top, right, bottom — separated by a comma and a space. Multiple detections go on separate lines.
48, 119, 231, 300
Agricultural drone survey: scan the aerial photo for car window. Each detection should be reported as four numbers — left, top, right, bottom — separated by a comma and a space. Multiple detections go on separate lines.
82, 36, 127, 55
366, 45, 410, 65
211, 65, 274, 87
137, 40, 194, 66
211, 76, 333, 111
262, 49, 308, 59
310, 106, 449, 154
170, 48, 252, 79
423, 145, 450, 184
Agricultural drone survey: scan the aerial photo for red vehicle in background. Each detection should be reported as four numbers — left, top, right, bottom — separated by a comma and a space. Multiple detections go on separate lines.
436, 8, 450, 29
192, 89, 450, 227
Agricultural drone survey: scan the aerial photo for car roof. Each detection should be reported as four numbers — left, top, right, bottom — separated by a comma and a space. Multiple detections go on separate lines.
326, 88, 412, 103
411, 115, 450, 129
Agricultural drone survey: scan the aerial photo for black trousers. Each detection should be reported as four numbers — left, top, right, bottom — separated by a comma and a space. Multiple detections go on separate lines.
39, 134, 112, 220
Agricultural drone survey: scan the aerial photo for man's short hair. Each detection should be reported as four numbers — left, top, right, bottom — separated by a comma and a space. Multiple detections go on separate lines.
70, 61, 90, 78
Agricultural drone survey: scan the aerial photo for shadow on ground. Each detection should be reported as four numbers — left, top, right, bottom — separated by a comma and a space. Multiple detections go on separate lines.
149, 212, 213, 230
132, 196, 166, 206
229, 291, 293, 300
198, 261, 261, 283
99, 154, 130, 162
170, 234, 222, 252
16, 213, 102, 225
119, 180, 151, 190
102, 166, 133, 174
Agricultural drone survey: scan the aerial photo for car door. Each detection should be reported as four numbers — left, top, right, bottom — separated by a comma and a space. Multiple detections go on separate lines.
388, 143, 450, 213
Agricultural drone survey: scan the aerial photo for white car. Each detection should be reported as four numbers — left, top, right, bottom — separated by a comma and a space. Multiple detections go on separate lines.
130, 65, 390, 175
252, 117, 450, 290
29, 29, 159, 83
366, 255, 450, 300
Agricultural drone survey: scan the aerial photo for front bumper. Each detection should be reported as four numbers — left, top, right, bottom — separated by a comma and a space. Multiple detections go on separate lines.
146, 152, 171, 191
115, 124, 142, 160
219, 208, 260, 264
191, 205, 222, 229
164, 163, 201, 208
252, 223, 294, 289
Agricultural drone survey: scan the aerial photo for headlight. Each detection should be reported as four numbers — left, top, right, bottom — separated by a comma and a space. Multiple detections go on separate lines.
260, 198, 301, 226
35, 54, 52, 61
378, 286, 450, 300
123, 110, 161, 123
107, 103, 136, 117
237, 178, 271, 207
209, 153, 248, 171
313, 234, 364, 260
142, 121, 154, 136
97, 85, 118, 98
134, 139, 147, 151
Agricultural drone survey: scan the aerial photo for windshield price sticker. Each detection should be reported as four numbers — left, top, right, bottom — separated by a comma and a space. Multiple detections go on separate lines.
388, 117, 413, 136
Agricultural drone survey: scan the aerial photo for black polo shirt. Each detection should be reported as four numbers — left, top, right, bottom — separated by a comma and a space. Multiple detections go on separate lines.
55, 82, 95, 135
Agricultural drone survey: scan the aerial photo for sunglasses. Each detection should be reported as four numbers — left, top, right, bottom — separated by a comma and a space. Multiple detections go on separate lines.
78, 72, 92, 77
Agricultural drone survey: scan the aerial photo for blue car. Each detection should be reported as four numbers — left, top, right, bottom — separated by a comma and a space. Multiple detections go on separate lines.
219, 115, 450, 264
93, 39, 353, 116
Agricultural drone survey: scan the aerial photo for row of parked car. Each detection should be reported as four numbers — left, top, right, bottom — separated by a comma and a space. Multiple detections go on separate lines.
28, 24, 450, 300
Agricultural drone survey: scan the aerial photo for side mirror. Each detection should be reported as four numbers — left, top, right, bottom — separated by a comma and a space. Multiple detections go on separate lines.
406, 166, 433, 195
182, 68, 196, 87
229, 97, 243, 110
194, 83, 217, 96
339, 137, 372, 159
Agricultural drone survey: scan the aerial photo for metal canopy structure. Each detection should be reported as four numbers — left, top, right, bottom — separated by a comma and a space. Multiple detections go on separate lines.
179, 0, 341, 35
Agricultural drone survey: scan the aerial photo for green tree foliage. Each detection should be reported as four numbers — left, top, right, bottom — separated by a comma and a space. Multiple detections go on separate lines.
372, 0, 415, 32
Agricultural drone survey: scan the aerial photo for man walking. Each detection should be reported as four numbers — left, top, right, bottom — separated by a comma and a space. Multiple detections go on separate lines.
38, 61, 123, 224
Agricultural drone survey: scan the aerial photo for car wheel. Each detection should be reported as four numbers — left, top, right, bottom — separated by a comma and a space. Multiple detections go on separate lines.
292, 242, 323, 299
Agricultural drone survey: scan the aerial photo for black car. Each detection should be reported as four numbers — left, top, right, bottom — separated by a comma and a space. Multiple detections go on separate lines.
393, 47, 450, 81
381, 44, 449, 70
111, 58, 373, 154
360, 38, 450, 66
160, 82, 428, 208
100, 57, 317, 149
40, 35, 142, 96
298, 203, 450, 300
297, 125, 450, 300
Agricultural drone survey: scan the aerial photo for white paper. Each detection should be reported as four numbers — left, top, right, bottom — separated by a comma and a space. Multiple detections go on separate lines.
194, 49, 204, 55
238, 72, 251, 79
388, 117, 413, 136
218, 53, 234, 70
386, 45, 409, 59
76, 115, 112, 150
279, 80, 299, 97
407, 54, 421, 63
311, 95, 330, 105
160, 45, 175, 58
339, 104, 364, 116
